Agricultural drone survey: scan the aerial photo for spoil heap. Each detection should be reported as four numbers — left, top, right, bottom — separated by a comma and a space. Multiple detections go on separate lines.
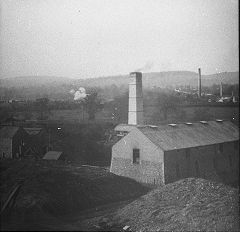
113, 178, 239, 231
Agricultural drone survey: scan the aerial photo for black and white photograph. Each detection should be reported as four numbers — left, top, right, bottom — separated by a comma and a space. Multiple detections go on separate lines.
0, 0, 239, 231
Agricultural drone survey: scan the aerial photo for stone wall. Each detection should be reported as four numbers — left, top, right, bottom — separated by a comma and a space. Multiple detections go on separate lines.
111, 157, 163, 185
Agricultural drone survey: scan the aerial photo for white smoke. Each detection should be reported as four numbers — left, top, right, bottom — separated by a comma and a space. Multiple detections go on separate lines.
69, 89, 75, 94
69, 87, 88, 101
135, 61, 154, 72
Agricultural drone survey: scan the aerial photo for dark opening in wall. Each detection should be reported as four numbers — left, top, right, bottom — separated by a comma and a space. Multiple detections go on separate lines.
133, 148, 140, 164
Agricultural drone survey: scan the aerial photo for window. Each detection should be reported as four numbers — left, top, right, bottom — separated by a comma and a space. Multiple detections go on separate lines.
133, 149, 140, 164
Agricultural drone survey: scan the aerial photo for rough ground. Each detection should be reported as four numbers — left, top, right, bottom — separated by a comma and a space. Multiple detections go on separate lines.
0, 160, 148, 231
1, 160, 239, 231
109, 178, 239, 232
56, 178, 239, 231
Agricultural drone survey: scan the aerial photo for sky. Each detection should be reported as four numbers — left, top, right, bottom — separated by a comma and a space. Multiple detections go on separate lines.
0, 0, 238, 79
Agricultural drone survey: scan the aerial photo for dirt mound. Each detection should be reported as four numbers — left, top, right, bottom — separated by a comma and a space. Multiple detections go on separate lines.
113, 178, 239, 232
0, 160, 148, 230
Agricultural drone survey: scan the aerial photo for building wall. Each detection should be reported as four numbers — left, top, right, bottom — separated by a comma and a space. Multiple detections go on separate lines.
214, 141, 239, 185
110, 128, 164, 185
164, 141, 239, 185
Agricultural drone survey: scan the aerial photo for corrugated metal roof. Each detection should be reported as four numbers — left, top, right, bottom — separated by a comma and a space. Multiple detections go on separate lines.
43, 151, 63, 160
0, 126, 20, 138
138, 121, 239, 151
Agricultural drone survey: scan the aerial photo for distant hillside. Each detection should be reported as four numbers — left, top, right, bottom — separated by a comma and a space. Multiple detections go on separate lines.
143, 71, 239, 88
73, 71, 239, 89
0, 76, 71, 88
1, 71, 238, 89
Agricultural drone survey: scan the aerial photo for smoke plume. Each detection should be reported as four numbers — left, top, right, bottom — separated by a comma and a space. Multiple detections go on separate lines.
69, 87, 88, 101
135, 61, 154, 72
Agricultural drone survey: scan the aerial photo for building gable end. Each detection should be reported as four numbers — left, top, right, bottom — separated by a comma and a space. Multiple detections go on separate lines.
113, 127, 160, 153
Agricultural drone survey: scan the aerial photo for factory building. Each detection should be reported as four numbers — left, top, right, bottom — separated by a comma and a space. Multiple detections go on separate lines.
111, 120, 239, 185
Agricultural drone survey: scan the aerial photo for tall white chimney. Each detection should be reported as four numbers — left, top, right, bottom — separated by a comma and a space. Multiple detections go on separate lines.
128, 72, 144, 125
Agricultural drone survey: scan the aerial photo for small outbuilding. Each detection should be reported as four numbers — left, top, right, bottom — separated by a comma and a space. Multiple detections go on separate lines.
110, 120, 239, 186
43, 151, 64, 160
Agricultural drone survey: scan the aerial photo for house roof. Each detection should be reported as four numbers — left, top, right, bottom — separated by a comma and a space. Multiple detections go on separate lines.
24, 127, 44, 136
0, 126, 20, 138
137, 120, 239, 151
43, 151, 63, 160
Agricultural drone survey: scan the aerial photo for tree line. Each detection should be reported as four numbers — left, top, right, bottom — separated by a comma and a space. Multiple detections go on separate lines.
1, 83, 238, 125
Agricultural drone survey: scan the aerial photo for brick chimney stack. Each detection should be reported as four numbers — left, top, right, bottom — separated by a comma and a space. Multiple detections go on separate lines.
128, 72, 144, 125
